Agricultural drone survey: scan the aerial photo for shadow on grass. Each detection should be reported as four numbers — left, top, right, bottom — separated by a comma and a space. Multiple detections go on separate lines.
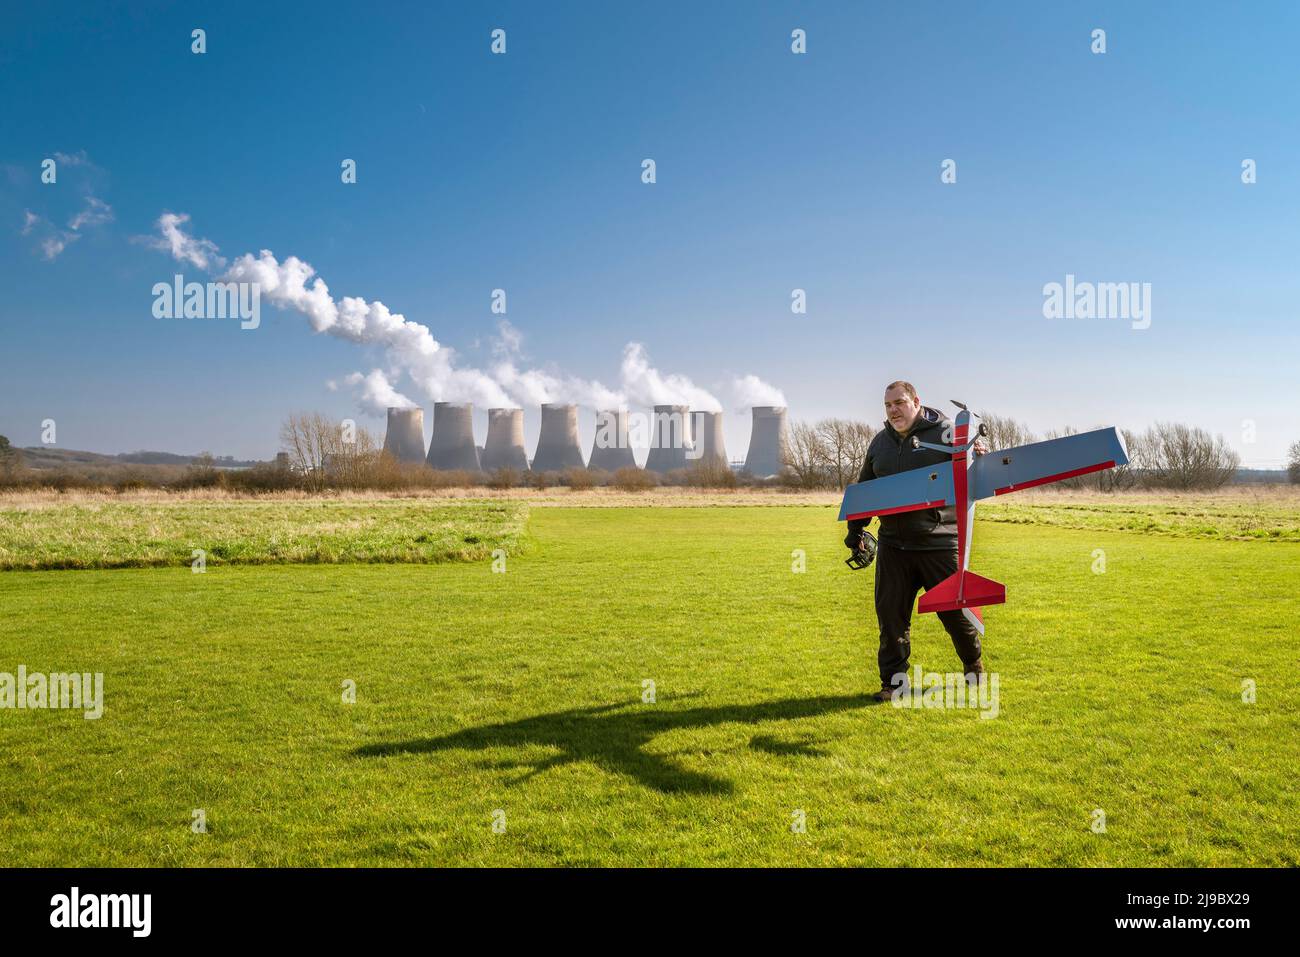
354, 694, 874, 794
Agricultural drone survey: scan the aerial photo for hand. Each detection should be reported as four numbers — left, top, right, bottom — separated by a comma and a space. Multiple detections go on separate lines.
844, 529, 878, 570
973, 438, 989, 456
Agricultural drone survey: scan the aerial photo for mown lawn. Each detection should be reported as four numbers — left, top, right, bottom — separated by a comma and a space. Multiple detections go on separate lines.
0, 504, 1296, 865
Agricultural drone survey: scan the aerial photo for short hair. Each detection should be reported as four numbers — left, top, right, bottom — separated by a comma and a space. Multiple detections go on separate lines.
884, 380, 918, 401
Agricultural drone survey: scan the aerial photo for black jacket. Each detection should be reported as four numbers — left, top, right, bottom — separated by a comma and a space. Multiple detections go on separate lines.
846, 405, 958, 551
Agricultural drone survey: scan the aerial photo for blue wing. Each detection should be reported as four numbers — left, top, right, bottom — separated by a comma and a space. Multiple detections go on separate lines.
971, 427, 1128, 499
838, 466, 955, 522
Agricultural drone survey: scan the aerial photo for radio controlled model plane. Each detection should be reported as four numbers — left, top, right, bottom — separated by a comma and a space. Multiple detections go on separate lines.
839, 401, 1128, 635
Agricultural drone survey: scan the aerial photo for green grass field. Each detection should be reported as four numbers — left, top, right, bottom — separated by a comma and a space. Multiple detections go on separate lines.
1, 498, 1296, 866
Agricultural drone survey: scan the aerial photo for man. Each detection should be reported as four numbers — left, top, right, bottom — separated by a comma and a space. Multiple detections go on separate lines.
845, 381, 986, 701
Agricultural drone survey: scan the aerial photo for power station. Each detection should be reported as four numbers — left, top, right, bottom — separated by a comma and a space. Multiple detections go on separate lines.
743, 405, 789, 478
481, 408, 529, 471
587, 409, 637, 471
644, 404, 693, 474
426, 402, 482, 471
690, 411, 728, 469
381, 407, 426, 464
379, 402, 786, 478
531, 403, 585, 472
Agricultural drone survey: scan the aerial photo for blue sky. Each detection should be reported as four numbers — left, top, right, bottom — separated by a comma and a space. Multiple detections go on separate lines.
2, 1, 1297, 466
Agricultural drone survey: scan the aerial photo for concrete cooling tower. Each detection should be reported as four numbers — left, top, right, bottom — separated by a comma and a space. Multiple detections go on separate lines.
644, 404, 693, 473
587, 409, 637, 471
743, 406, 790, 478
690, 411, 728, 468
381, 407, 426, 464
531, 403, 585, 472
481, 408, 529, 471
426, 402, 482, 471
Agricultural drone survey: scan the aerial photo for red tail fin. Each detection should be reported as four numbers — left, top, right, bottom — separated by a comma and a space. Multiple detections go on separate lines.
917, 570, 1006, 614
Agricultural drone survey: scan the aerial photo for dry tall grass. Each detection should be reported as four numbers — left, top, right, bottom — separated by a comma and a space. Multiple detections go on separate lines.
5, 483, 1296, 511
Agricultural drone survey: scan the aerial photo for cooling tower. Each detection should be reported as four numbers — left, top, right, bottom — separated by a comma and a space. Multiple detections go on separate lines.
531, 403, 585, 472
587, 409, 637, 471
381, 407, 426, 464
743, 406, 790, 478
425, 402, 482, 471
481, 408, 529, 471
644, 404, 693, 474
690, 410, 728, 468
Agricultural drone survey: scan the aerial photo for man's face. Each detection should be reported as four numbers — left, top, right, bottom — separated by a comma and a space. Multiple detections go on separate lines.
884, 386, 922, 433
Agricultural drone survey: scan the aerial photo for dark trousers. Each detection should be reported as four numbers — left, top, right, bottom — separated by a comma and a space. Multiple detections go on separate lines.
874, 541, 982, 686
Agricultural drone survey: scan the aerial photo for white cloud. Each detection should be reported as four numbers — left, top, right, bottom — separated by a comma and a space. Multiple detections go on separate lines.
22, 190, 112, 261
52, 150, 92, 168
729, 373, 786, 408
489, 320, 624, 409
492, 318, 524, 359
68, 195, 113, 231
141, 212, 225, 270
224, 249, 336, 332
142, 214, 783, 418
145, 213, 508, 408
40, 234, 77, 260
619, 342, 721, 411
341, 369, 416, 415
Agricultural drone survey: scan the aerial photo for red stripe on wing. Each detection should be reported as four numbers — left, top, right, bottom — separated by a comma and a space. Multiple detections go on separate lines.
845, 498, 948, 521
994, 461, 1115, 495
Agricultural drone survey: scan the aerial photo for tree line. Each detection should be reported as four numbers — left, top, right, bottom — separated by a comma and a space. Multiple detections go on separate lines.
0, 415, 1295, 493
782, 413, 1261, 491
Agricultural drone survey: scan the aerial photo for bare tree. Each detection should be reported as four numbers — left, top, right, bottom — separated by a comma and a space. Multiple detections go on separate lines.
612, 467, 655, 492
815, 418, 875, 489
1041, 425, 1138, 492
281, 412, 333, 479
183, 451, 220, 488
1136, 422, 1239, 490
0, 435, 22, 481
684, 460, 738, 488
1289, 441, 1300, 485
1098, 428, 1141, 491
1042, 427, 1078, 441
1039, 426, 1081, 488
783, 421, 832, 488
327, 426, 382, 487
1124, 426, 1162, 481
280, 412, 380, 490
979, 412, 1036, 452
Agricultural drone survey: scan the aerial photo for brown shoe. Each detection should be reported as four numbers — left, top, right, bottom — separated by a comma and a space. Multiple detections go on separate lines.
965, 659, 985, 688
871, 680, 910, 703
